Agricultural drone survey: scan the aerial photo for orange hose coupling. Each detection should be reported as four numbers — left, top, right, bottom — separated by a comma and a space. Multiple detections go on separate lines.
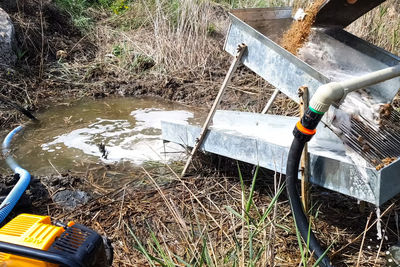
296, 121, 317, 135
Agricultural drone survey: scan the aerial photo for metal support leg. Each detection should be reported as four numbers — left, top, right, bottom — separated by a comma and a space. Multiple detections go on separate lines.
261, 89, 280, 114
181, 44, 247, 177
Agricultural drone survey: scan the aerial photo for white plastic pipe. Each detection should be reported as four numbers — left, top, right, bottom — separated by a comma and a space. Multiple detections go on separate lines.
310, 64, 400, 113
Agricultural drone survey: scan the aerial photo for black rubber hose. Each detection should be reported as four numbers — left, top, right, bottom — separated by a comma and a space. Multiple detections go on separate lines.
286, 137, 332, 267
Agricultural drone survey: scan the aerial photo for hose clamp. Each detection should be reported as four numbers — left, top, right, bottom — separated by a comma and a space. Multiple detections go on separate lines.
296, 121, 316, 135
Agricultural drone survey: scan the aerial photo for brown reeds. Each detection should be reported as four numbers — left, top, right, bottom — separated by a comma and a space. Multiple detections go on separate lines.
347, 0, 400, 56
15, 158, 394, 266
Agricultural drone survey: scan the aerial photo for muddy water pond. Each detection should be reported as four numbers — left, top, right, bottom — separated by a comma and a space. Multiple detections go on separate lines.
1, 97, 204, 176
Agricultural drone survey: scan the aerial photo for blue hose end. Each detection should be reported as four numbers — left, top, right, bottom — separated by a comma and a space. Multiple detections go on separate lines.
1, 126, 31, 224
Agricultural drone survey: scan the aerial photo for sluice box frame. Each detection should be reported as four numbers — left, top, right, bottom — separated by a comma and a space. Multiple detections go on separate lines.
161, 8, 400, 206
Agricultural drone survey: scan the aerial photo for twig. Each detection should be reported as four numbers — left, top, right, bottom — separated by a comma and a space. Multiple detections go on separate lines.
68, 34, 88, 54
241, 174, 245, 267
0, 93, 38, 121
141, 167, 197, 254
39, 0, 45, 79
356, 212, 373, 267
229, 86, 258, 95
48, 159, 62, 177
166, 163, 233, 242
117, 187, 126, 230
332, 202, 396, 257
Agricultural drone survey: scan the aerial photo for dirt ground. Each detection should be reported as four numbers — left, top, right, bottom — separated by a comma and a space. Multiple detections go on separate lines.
1, 1, 400, 266
1, 159, 399, 266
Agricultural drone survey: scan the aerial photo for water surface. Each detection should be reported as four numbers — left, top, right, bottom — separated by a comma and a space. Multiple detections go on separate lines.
1, 97, 203, 175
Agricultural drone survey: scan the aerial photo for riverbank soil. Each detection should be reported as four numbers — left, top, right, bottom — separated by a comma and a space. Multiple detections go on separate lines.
1, 161, 397, 266
1, 0, 400, 266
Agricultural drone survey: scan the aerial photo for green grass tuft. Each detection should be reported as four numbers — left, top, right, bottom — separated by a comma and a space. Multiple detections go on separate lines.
54, 0, 94, 31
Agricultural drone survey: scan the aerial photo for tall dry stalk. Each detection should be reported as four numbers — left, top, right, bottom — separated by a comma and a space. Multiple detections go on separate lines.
147, 0, 218, 73
93, 0, 225, 77
291, 0, 400, 55
347, 0, 400, 56
39, 0, 45, 79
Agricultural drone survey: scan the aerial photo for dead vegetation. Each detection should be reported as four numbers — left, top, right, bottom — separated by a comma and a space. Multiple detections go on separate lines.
2, 0, 400, 128
0, 0, 96, 128
1, 0, 400, 266
4, 157, 397, 266
347, 0, 400, 56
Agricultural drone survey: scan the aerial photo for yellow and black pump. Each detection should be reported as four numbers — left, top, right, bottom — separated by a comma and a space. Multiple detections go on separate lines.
1, 126, 113, 267
0, 213, 112, 267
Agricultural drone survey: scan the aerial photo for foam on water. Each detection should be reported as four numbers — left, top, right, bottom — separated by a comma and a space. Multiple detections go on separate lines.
131, 108, 193, 130
42, 109, 193, 164
0, 97, 203, 175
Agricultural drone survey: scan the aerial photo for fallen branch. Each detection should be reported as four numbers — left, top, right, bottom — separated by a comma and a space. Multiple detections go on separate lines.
0, 93, 38, 121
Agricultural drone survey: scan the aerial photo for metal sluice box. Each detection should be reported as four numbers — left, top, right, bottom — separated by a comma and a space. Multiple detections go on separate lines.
162, 7, 400, 206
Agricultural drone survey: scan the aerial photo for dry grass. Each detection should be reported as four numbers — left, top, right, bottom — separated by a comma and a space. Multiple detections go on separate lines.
19, 158, 396, 267
347, 0, 400, 56
149, 0, 219, 73
93, 0, 229, 77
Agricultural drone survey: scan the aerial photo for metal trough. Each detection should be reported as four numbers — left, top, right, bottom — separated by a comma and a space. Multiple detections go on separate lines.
162, 111, 400, 206
224, 8, 400, 106
161, 8, 400, 206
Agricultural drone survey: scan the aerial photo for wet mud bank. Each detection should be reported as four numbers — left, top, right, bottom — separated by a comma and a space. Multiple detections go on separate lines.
0, 172, 84, 222
0, 0, 293, 129
0, 96, 204, 219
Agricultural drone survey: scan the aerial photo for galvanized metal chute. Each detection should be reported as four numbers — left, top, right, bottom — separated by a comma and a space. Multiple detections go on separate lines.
162, 3, 400, 207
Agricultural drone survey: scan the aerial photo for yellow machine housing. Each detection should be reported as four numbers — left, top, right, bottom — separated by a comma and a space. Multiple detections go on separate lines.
0, 214, 65, 267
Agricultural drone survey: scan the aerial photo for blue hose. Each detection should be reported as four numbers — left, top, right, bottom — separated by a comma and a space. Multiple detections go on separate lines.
0, 126, 31, 224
